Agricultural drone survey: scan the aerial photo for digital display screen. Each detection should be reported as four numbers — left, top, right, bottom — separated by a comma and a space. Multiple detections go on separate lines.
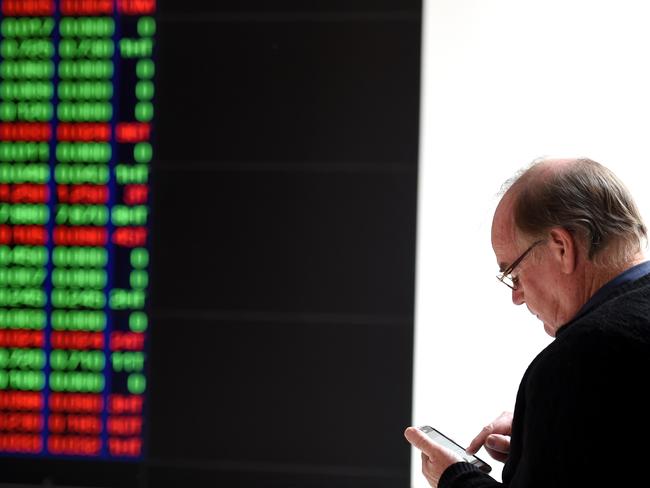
0, 1, 420, 486
0, 0, 155, 460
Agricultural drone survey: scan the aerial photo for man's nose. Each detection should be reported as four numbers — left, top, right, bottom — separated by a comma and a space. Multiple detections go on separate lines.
512, 287, 525, 305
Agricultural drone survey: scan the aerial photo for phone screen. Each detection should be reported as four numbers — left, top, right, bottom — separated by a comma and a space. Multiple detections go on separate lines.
418, 425, 492, 474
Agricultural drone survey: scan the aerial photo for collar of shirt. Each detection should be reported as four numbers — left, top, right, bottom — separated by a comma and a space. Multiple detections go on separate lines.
557, 260, 650, 336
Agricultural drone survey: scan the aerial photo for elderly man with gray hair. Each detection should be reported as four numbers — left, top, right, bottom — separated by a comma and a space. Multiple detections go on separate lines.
406, 158, 650, 487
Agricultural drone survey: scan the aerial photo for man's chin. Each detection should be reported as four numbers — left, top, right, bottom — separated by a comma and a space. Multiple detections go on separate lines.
542, 321, 557, 337
529, 310, 555, 336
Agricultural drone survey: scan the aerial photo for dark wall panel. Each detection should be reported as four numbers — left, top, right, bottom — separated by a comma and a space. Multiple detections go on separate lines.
155, 19, 420, 165
146, 1, 422, 486
150, 170, 416, 316
147, 320, 412, 468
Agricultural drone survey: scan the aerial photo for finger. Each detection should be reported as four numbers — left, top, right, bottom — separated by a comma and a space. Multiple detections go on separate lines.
421, 452, 436, 484
404, 426, 436, 456
466, 423, 494, 454
421, 451, 430, 465
494, 412, 513, 435
485, 447, 509, 463
485, 434, 510, 454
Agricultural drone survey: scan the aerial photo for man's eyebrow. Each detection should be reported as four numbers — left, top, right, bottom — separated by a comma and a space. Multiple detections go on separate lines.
498, 262, 509, 273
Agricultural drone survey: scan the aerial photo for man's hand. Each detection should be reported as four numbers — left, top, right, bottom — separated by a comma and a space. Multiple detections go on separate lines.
404, 426, 464, 488
465, 411, 513, 463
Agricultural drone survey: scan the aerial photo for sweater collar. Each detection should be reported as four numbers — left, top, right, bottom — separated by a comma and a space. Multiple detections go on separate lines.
556, 260, 650, 337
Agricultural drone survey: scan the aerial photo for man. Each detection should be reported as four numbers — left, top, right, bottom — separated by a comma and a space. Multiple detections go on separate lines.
405, 158, 650, 487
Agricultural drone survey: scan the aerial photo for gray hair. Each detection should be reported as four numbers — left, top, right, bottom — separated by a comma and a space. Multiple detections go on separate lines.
503, 158, 647, 265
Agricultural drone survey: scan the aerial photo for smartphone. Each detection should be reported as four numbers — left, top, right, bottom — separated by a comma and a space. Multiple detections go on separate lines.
418, 425, 492, 474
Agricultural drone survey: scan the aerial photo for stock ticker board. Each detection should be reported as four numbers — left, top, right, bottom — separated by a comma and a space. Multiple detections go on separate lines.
0, 0, 156, 460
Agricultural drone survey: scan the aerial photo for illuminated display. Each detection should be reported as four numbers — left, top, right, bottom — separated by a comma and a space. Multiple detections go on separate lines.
0, 0, 155, 459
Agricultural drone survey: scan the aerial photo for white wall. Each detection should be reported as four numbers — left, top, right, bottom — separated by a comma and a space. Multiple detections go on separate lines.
413, 0, 650, 485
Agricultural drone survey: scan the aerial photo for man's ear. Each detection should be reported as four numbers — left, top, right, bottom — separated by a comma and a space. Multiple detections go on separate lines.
547, 227, 578, 273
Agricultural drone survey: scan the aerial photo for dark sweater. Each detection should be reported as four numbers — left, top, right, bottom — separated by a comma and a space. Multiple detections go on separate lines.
440, 273, 650, 488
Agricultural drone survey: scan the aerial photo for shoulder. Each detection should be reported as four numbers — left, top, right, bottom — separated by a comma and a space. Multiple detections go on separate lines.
520, 276, 650, 391
526, 299, 650, 401
574, 277, 650, 346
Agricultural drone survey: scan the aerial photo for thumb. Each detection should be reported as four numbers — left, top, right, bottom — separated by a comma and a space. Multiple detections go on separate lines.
404, 426, 435, 456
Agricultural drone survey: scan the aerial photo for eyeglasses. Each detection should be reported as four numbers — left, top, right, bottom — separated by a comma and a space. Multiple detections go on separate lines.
496, 239, 545, 290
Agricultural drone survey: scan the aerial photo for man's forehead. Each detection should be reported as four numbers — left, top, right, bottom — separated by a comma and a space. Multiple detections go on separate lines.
491, 193, 520, 271
491, 193, 518, 237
